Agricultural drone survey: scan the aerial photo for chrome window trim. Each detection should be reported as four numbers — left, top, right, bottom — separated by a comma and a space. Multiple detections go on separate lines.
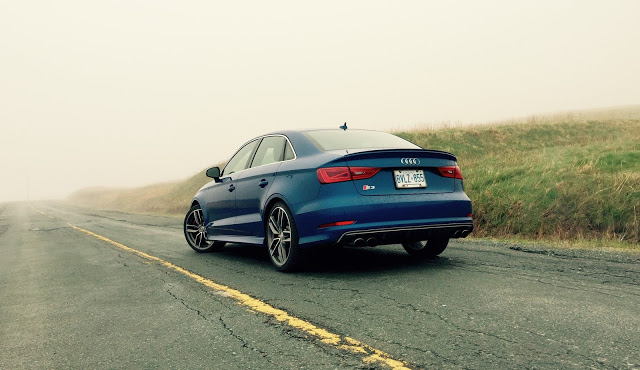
221, 134, 297, 177
221, 138, 261, 177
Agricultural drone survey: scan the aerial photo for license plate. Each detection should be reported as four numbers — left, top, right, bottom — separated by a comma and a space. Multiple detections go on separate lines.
394, 170, 426, 189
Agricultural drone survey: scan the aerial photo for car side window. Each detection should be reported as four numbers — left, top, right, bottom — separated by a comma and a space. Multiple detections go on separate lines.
251, 136, 287, 168
284, 140, 295, 160
222, 139, 259, 176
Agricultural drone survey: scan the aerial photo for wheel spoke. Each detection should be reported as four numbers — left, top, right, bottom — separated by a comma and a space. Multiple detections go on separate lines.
194, 210, 202, 225
282, 229, 291, 243
269, 238, 281, 256
278, 240, 288, 263
200, 232, 209, 247
269, 216, 280, 235
276, 208, 284, 231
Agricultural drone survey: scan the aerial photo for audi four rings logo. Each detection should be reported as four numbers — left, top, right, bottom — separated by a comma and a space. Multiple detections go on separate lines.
401, 158, 421, 165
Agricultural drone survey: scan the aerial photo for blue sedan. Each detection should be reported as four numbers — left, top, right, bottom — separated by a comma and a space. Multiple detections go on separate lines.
184, 128, 473, 271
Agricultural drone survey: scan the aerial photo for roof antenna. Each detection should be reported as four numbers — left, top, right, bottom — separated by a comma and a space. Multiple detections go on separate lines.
339, 122, 347, 130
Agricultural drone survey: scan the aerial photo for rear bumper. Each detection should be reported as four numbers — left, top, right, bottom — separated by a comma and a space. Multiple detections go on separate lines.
292, 183, 473, 247
335, 222, 473, 247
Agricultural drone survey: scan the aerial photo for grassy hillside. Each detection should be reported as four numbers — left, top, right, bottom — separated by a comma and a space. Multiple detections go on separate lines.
69, 112, 640, 244
396, 118, 640, 243
68, 166, 219, 215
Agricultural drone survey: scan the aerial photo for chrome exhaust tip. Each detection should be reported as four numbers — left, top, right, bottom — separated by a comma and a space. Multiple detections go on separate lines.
366, 237, 378, 247
352, 238, 365, 247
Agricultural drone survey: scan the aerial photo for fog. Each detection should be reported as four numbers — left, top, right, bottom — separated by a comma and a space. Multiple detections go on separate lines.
1, 0, 639, 202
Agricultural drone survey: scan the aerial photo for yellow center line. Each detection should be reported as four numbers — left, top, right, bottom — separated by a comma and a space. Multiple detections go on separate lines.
31, 205, 412, 369
29, 203, 55, 219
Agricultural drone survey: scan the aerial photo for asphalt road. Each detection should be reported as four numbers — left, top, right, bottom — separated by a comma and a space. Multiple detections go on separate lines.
1, 202, 639, 369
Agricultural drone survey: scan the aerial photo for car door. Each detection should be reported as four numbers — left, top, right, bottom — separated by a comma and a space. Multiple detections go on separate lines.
233, 135, 288, 237
202, 138, 259, 237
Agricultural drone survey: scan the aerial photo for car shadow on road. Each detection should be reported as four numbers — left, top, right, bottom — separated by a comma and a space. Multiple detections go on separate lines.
213, 244, 457, 275
302, 246, 457, 275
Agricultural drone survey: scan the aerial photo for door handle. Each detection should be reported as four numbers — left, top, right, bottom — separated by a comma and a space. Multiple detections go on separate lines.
259, 179, 269, 188
228, 184, 236, 192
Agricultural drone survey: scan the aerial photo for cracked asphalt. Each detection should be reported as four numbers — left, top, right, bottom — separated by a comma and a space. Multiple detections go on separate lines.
1, 202, 639, 369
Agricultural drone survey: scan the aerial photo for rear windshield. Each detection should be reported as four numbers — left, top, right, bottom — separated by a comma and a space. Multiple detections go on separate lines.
303, 130, 421, 151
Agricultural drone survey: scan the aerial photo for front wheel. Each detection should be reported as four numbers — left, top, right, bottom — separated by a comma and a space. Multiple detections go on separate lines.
266, 202, 302, 272
402, 238, 449, 258
184, 204, 225, 253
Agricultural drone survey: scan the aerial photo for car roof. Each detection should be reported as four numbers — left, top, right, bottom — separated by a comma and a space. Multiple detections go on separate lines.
265, 128, 385, 136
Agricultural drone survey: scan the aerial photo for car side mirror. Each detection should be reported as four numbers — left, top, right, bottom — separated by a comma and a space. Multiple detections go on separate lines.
206, 167, 221, 180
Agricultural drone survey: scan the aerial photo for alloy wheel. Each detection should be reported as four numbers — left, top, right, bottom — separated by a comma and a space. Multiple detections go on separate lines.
185, 207, 213, 251
267, 206, 293, 267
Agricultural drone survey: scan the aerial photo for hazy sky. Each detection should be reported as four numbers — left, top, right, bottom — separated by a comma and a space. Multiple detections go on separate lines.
1, 0, 639, 202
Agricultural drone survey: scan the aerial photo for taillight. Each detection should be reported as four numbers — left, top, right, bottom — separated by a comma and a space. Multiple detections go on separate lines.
350, 167, 381, 180
438, 166, 463, 179
316, 167, 380, 184
316, 167, 351, 183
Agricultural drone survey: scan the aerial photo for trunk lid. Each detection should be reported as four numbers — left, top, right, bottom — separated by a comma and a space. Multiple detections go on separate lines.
337, 149, 458, 196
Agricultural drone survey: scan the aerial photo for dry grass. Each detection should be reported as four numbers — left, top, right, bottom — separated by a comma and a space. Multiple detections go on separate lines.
395, 111, 640, 245
68, 163, 225, 215
395, 104, 640, 132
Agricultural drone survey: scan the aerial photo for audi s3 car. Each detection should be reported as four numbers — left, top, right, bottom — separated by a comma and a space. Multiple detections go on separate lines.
184, 128, 473, 271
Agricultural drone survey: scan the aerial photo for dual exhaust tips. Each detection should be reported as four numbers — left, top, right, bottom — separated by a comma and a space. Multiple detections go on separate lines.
453, 229, 470, 238
350, 237, 378, 247
349, 228, 470, 247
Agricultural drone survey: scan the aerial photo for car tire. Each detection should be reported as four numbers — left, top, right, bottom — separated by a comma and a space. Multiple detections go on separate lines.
266, 202, 302, 272
184, 204, 225, 253
402, 237, 449, 258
